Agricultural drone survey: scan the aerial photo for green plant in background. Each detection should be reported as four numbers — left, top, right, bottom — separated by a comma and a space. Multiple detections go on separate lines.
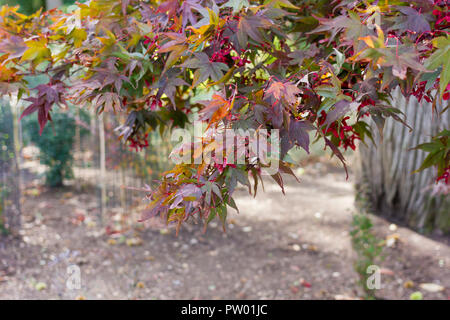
25, 111, 76, 187
0, 0, 78, 14
350, 213, 384, 300
0, 132, 9, 234
0, 102, 15, 235
0, 0, 44, 14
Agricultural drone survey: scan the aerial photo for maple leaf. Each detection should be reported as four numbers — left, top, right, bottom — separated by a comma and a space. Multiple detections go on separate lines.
20, 82, 65, 135
91, 92, 122, 113
311, 11, 368, 51
391, 6, 432, 34
181, 53, 229, 86
139, 199, 167, 222
324, 136, 348, 179
265, 0, 299, 10
159, 32, 188, 52
92, 62, 130, 93
158, 32, 189, 70
288, 43, 319, 66
70, 28, 87, 48
20, 38, 51, 66
365, 104, 411, 141
115, 111, 138, 140
266, 103, 284, 129
156, 0, 179, 18
237, 13, 273, 48
198, 94, 234, 128
270, 172, 285, 194
310, 15, 353, 44
0, 35, 27, 61
193, 2, 220, 29
221, 0, 249, 13
413, 130, 450, 178
352, 36, 428, 80
154, 69, 188, 107
179, 0, 203, 28
322, 100, 354, 130
289, 120, 314, 153
382, 45, 429, 80
266, 81, 300, 104
425, 35, 450, 98
0, 64, 20, 82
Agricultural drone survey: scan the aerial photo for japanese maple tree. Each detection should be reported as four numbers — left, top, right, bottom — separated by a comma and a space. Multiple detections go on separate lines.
0, 0, 448, 233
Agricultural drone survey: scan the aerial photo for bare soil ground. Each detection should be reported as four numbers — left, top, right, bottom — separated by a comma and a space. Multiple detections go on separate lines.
0, 164, 449, 300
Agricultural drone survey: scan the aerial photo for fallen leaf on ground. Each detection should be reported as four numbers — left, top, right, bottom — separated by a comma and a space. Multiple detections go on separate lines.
300, 278, 311, 288
35, 282, 47, 291
24, 188, 40, 196
160, 228, 170, 235
410, 291, 423, 300
385, 234, 401, 247
380, 268, 395, 276
126, 237, 143, 246
419, 283, 444, 292
389, 224, 398, 231
290, 285, 299, 294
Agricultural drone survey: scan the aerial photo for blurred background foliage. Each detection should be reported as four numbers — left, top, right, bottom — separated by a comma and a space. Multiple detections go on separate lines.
0, 0, 78, 14
23, 110, 76, 187
0, 102, 15, 234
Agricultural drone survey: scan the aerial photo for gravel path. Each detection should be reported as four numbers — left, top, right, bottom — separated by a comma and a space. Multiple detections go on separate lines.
1, 166, 449, 300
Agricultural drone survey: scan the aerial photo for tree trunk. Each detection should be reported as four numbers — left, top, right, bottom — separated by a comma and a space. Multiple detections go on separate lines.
99, 114, 107, 223
355, 87, 449, 235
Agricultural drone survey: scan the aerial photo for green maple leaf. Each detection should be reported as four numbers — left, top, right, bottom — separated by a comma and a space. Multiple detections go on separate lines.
425, 35, 450, 98
221, 0, 249, 13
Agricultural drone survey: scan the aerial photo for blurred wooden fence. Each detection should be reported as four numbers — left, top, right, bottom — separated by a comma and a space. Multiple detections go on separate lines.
0, 100, 173, 232
356, 87, 449, 234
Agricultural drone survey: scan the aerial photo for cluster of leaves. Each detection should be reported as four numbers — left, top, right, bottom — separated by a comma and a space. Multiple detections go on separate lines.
104, 117, 173, 180
414, 129, 450, 184
0, 0, 448, 231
